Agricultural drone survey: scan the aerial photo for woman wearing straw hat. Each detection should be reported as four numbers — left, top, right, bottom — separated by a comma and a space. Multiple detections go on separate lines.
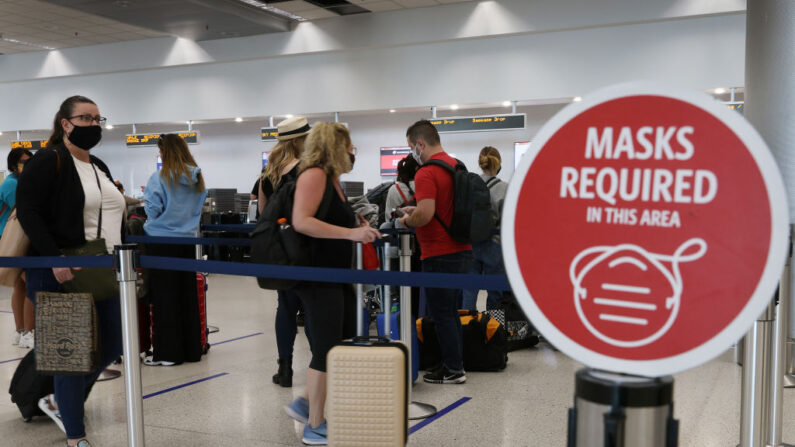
258, 116, 313, 388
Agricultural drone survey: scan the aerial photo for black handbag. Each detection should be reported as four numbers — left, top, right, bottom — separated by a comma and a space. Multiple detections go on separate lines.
60, 163, 119, 301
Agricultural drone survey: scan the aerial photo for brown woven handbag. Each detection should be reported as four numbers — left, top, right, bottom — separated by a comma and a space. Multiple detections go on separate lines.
0, 208, 30, 287
35, 292, 99, 375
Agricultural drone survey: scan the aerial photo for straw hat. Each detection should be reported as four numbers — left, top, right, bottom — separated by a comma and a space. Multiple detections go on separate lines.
277, 116, 311, 141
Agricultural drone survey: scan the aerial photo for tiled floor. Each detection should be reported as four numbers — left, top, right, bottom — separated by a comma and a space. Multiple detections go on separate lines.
0, 275, 793, 446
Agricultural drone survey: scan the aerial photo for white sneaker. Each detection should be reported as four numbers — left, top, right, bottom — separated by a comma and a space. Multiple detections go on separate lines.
18, 330, 34, 349
11, 330, 22, 346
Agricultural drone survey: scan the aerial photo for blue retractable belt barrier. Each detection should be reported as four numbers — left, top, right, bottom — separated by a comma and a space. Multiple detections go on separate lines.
0, 256, 113, 268
0, 254, 511, 290
200, 224, 255, 233
140, 255, 511, 291
127, 235, 253, 247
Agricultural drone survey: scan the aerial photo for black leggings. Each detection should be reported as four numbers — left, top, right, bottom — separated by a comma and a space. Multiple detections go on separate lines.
294, 283, 356, 372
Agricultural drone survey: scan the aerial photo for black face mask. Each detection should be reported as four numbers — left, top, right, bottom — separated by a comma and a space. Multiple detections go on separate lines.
68, 125, 102, 151
349, 153, 356, 169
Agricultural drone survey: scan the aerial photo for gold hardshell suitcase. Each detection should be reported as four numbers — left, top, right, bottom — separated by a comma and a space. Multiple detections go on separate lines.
327, 337, 408, 446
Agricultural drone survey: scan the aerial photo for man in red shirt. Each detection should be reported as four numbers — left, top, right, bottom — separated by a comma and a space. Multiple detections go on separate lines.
399, 120, 473, 384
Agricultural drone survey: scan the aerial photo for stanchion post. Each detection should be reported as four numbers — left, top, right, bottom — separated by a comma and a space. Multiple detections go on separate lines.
398, 232, 437, 420
740, 299, 775, 447
356, 242, 364, 337
768, 226, 795, 446
384, 240, 391, 339
114, 244, 145, 447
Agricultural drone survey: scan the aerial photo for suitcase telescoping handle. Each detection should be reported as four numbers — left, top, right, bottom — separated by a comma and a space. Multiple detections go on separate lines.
355, 241, 393, 340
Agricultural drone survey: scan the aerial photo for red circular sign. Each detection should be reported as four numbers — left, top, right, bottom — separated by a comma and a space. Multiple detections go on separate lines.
503, 83, 788, 376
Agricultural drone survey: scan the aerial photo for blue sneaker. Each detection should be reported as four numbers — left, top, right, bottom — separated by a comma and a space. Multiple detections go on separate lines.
284, 396, 309, 424
302, 420, 327, 445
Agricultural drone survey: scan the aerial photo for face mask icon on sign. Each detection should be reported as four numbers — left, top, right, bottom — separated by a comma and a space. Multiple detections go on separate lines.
569, 238, 707, 348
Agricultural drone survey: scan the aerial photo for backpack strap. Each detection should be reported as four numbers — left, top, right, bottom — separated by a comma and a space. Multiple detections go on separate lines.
420, 159, 460, 235
486, 177, 500, 189
396, 183, 409, 204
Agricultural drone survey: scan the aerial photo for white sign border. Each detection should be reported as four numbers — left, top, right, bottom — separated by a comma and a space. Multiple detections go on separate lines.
501, 81, 789, 377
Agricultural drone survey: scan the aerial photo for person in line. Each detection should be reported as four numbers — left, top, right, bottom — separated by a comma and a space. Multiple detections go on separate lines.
2, 148, 35, 348
259, 116, 312, 388
461, 146, 508, 311
284, 122, 380, 445
113, 180, 142, 211
384, 155, 419, 223
399, 120, 473, 384
143, 133, 208, 366
17, 95, 124, 447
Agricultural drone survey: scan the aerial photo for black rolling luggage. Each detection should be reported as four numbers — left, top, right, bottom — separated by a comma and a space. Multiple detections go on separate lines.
8, 350, 53, 421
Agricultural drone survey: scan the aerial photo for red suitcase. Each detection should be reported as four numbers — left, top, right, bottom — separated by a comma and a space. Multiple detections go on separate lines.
143, 274, 210, 355
196, 273, 210, 354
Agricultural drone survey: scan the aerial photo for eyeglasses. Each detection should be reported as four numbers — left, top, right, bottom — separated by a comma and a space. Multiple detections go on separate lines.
68, 114, 107, 126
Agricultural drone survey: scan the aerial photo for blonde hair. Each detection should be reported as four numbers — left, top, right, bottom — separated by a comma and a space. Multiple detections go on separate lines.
262, 136, 304, 189
479, 146, 501, 173
158, 134, 205, 192
300, 122, 352, 178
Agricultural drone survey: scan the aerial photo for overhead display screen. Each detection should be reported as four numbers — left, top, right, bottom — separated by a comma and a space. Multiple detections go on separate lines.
11, 140, 49, 150
126, 131, 199, 147
430, 114, 525, 133
381, 147, 411, 176
261, 127, 278, 141
514, 141, 531, 169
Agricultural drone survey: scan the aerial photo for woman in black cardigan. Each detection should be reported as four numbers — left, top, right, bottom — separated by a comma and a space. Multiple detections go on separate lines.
17, 95, 124, 447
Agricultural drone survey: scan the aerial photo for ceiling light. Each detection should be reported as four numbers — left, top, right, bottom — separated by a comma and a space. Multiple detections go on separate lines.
285, 114, 294, 119
105, 124, 114, 130
573, 96, 582, 102
502, 101, 512, 107
0, 132, 3, 136
389, 109, 396, 113
714, 88, 727, 94
450, 104, 459, 110
235, 117, 243, 123
0, 34, 56, 50
236, 0, 306, 21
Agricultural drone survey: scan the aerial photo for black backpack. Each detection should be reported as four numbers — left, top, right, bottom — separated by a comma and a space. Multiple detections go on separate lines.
250, 177, 333, 290
8, 350, 53, 422
421, 159, 493, 244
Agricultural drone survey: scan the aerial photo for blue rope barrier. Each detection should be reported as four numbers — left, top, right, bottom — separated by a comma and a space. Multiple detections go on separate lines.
127, 235, 253, 247
140, 255, 511, 291
201, 224, 255, 233
0, 256, 113, 268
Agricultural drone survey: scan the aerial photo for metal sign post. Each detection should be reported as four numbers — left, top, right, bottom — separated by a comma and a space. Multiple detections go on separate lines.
398, 232, 437, 420
740, 0, 795, 445
114, 244, 145, 447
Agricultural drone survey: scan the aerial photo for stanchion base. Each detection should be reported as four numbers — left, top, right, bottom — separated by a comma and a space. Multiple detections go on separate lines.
783, 374, 795, 388
408, 401, 437, 420
208, 325, 219, 334
96, 369, 122, 382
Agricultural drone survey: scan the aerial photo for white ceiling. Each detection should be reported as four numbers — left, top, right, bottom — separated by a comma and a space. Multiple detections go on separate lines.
0, 0, 476, 55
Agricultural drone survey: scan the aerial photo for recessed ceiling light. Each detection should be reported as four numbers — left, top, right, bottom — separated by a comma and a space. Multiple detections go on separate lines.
389, 109, 396, 113
714, 88, 727, 94
0, 35, 56, 50
573, 96, 582, 102
285, 114, 294, 119
502, 101, 511, 107
450, 104, 459, 110
0, 132, 3, 136
235, 117, 243, 123
105, 124, 114, 130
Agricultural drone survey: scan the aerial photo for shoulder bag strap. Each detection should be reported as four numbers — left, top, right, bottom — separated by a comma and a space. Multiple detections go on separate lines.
396, 183, 409, 203
486, 177, 500, 188
90, 163, 103, 240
